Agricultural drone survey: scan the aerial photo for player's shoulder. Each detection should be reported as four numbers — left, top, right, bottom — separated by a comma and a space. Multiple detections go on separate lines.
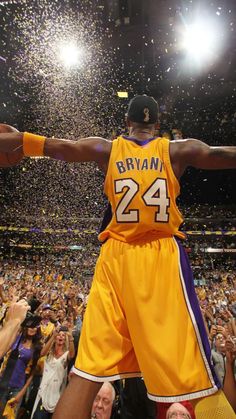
80, 137, 112, 172
170, 138, 204, 155
79, 136, 112, 152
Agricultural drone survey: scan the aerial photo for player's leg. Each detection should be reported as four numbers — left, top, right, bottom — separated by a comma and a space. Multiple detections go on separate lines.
53, 376, 101, 419
73, 239, 140, 380
55, 239, 140, 418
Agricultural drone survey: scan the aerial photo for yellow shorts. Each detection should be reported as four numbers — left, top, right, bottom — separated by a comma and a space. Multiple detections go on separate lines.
73, 237, 220, 402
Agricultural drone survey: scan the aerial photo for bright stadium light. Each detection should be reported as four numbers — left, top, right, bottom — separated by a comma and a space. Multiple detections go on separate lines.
58, 42, 84, 68
182, 22, 215, 60
180, 17, 224, 70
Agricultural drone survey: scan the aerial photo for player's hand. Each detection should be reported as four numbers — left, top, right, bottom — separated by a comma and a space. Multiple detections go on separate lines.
0, 123, 19, 133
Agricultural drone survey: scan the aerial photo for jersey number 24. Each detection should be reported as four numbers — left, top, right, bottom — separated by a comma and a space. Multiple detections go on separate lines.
115, 178, 170, 223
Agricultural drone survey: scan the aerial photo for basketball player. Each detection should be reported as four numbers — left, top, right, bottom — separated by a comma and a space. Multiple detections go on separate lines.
0, 95, 236, 419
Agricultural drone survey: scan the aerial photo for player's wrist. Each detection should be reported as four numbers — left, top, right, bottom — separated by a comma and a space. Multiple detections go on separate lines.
23, 132, 46, 157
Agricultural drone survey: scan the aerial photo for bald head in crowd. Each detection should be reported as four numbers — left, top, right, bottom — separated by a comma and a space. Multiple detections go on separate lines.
166, 402, 192, 419
91, 382, 116, 419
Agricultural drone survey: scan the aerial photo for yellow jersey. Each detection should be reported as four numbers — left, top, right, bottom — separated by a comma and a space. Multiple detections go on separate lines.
99, 135, 185, 243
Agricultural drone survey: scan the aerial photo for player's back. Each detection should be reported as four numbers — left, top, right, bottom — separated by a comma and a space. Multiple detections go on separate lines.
99, 135, 185, 243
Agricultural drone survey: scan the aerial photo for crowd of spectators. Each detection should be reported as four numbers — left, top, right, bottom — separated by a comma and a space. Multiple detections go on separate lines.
0, 269, 85, 418
0, 256, 234, 416
0, 159, 107, 223
159, 96, 236, 146
0, 247, 235, 418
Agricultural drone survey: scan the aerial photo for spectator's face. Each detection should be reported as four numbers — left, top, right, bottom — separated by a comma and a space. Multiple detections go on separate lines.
41, 309, 51, 319
166, 403, 191, 418
215, 333, 226, 352
27, 327, 38, 337
61, 319, 69, 328
57, 310, 65, 320
91, 384, 114, 419
56, 331, 66, 345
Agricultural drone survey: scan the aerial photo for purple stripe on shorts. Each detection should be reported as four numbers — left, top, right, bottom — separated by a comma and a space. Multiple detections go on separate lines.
176, 238, 221, 390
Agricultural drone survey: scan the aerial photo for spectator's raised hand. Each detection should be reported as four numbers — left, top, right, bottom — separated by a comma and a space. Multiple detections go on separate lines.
209, 325, 217, 340
225, 337, 236, 364
217, 325, 228, 338
6, 298, 30, 324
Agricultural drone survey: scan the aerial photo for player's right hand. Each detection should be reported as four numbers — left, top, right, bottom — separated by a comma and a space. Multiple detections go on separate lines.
0, 123, 19, 133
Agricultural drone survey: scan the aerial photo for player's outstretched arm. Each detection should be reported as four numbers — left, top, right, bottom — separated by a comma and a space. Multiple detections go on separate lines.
0, 125, 112, 169
44, 136, 111, 166
170, 138, 236, 177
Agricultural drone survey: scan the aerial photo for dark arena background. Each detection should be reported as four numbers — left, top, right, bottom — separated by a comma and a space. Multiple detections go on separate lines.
0, 1, 236, 418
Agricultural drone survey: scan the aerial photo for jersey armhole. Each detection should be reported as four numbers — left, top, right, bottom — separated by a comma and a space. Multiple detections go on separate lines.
163, 139, 181, 194
103, 138, 117, 195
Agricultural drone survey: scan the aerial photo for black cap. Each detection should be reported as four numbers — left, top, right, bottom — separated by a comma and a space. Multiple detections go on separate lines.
127, 95, 158, 124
